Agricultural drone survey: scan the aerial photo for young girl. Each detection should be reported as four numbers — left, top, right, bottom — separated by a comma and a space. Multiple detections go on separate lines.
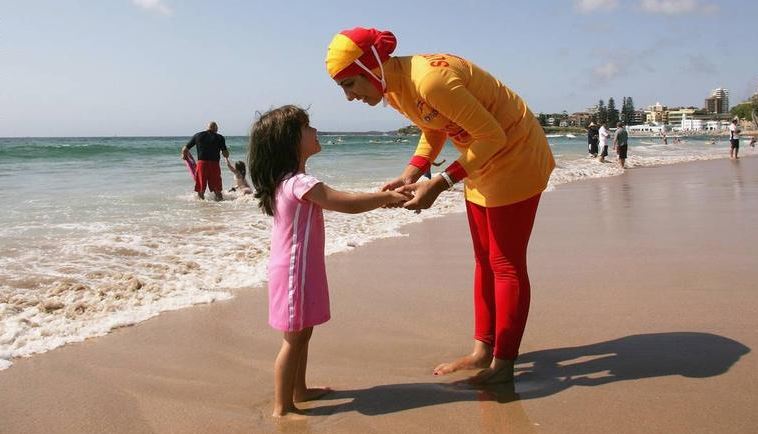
224, 158, 253, 195
248, 105, 410, 418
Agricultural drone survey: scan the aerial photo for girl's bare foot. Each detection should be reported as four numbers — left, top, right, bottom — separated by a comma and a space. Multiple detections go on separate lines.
433, 341, 493, 376
294, 386, 332, 403
467, 358, 515, 385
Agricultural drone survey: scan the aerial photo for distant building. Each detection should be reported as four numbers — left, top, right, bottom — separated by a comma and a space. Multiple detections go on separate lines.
704, 87, 729, 114
667, 108, 697, 126
681, 119, 705, 131
627, 123, 668, 134
568, 112, 592, 127
630, 110, 646, 125
645, 102, 668, 124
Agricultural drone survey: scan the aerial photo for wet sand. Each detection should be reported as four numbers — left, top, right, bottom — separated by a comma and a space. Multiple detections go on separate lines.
1, 157, 757, 433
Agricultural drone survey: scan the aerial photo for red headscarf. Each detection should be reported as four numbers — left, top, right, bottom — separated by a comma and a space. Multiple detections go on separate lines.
326, 27, 397, 92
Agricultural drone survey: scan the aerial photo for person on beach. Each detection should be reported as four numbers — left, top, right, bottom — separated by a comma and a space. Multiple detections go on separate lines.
598, 122, 610, 162
225, 158, 253, 195
325, 27, 555, 384
729, 118, 741, 159
750, 137, 756, 149
613, 122, 628, 169
587, 122, 599, 158
181, 121, 229, 201
248, 105, 410, 417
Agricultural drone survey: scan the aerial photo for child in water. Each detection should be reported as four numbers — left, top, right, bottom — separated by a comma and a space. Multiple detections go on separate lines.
225, 158, 253, 195
248, 105, 410, 418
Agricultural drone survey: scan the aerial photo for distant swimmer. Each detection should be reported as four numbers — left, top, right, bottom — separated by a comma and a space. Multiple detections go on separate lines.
225, 158, 253, 195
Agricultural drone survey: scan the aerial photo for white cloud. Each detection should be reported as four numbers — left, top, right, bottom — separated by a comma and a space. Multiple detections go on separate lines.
593, 61, 621, 82
132, 0, 173, 16
640, 0, 718, 15
575, 0, 619, 13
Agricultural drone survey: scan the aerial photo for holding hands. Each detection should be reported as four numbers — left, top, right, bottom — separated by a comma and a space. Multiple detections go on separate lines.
381, 166, 452, 211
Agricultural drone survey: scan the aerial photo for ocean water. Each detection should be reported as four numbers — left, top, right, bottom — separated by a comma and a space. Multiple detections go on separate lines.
0, 133, 742, 370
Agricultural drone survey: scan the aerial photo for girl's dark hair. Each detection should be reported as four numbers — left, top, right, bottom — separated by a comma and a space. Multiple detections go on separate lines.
248, 105, 309, 216
234, 160, 246, 177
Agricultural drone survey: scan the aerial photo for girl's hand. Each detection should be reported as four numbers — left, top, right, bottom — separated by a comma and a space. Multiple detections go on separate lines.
385, 190, 413, 207
398, 177, 447, 211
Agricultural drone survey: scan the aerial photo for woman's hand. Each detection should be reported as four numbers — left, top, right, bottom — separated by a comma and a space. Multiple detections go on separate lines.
381, 165, 424, 207
380, 175, 413, 192
398, 176, 448, 211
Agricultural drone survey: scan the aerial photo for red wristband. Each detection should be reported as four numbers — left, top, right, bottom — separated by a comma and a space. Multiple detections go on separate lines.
409, 156, 431, 173
444, 161, 468, 182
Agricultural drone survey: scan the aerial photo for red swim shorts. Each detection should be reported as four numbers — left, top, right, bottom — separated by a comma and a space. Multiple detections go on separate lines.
195, 160, 222, 193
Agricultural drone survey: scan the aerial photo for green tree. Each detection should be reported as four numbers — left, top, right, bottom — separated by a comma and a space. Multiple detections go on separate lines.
621, 96, 636, 124
597, 100, 608, 125
731, 103, 754, 121
538, 113, 548, 126
607, 97, 619, 126
397, 124, 421, 135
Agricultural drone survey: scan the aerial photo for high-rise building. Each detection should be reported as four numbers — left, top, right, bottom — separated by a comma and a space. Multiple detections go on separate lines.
704, 87, 729, 114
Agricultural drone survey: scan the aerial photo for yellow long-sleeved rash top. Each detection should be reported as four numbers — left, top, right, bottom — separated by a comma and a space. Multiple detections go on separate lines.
383, 55, 555, 207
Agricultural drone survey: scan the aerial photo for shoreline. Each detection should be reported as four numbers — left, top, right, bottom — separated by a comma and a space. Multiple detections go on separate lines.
1, 156, 757, 432
1, 153, 756, 372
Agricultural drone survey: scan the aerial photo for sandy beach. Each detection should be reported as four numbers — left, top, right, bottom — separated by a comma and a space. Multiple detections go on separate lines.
1, 156, 757, 433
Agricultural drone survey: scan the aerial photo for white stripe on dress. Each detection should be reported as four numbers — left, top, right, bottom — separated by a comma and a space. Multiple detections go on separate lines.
298, 202, 314, 330
286, 202, 302, 331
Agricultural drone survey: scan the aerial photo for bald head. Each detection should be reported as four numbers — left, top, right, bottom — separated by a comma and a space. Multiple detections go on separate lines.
207, 121, 218, 133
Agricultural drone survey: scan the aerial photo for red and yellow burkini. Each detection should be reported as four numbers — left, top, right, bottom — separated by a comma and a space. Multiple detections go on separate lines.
327, 29, 554, 360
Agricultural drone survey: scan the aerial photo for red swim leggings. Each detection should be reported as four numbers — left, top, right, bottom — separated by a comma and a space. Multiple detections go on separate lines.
466, 193, 541, 360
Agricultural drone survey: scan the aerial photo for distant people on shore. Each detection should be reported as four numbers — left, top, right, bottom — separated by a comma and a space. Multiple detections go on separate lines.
613, 122, 628, 169
249, 105, 410, 418
181, 121, 229, 201
662, 133, 668, 145
587, 122, 599, 158
729, 118, 741, 159
598, 122, 610, 162
750, 137, 756, 149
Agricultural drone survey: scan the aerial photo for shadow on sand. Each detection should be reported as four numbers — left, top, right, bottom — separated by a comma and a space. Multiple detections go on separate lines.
307, 332, 749, 417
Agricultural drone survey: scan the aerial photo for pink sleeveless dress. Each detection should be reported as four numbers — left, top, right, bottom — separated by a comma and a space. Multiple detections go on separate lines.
267, 173, 330, 331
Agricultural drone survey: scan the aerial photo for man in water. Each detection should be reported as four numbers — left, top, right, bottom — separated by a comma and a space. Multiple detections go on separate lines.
181, 121, 229, 201
587, 122, 599, 158
729, 118, 741, 159
613, 122, 628, 169
598, 122, 610, 162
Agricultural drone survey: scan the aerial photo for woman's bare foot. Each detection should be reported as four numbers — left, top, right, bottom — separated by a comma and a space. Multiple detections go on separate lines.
272, 404, 307, 419
467, 358, 515, 385
433, 341, 493, 376
293, 386, 332, 403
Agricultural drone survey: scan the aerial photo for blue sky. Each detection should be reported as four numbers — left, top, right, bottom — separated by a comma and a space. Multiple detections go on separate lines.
2, 0, 756, 136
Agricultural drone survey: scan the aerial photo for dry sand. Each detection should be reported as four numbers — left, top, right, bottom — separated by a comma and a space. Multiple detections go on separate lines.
1, 157, 757, 433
